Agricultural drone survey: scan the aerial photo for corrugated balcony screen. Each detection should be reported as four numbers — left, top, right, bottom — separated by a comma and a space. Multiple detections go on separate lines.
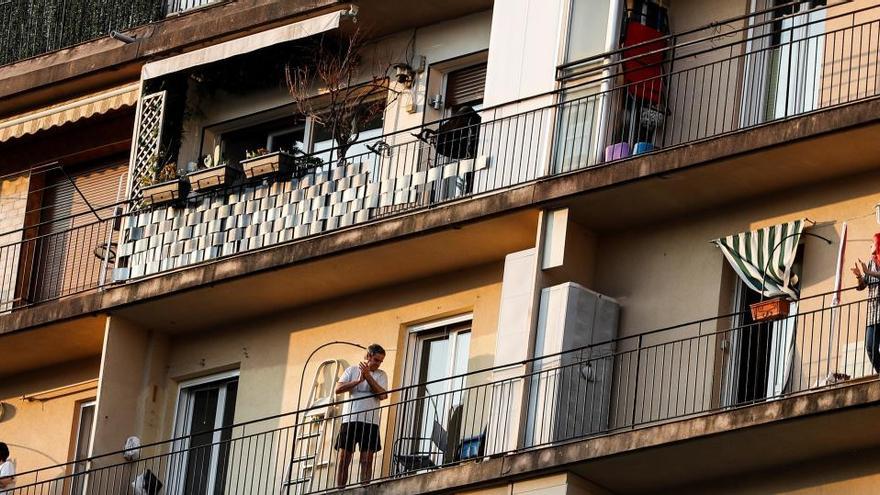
445, 63, 487, 108
714, 219, 805, 298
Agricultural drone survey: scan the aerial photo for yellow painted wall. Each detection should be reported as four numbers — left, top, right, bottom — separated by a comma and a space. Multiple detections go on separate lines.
670, 448, 880, 494
0, 357, 100, 481
457, 472, 612, 495
591, 169, 880, 425
155, 261, 502, 424
0, 174, 29, 312
84, 262, 505, 490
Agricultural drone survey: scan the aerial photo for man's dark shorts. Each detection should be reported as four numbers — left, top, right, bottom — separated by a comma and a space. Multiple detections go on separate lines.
334, 421, 382, 452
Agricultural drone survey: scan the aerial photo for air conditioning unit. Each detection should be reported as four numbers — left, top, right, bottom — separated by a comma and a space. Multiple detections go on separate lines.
525, 282, 619, 446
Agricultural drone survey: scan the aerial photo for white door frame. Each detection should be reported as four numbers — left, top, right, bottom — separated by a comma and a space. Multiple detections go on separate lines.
169, 370, 239, 495
740, 0, 825, 126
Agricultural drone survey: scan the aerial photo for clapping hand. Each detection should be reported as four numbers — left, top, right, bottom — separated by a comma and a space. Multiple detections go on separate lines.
860, 259, 870, 276
358, 361, 372, 381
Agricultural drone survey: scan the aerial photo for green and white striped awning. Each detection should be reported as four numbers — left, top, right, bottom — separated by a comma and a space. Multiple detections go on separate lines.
714, 219, 804, 298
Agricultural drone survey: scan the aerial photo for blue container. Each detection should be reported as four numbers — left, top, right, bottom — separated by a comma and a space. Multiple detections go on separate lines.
633, 142, 654, 154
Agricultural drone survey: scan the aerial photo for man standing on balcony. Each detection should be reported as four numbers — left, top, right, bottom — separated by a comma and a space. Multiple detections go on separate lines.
334, 344, 389, 488
854, 233, 880, 372
0, 443, 14, 493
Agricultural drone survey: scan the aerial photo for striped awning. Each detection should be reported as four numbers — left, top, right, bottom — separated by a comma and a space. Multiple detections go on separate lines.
714, 219, 805, 298
0, 83, 140, 143
141, 10, 342, 80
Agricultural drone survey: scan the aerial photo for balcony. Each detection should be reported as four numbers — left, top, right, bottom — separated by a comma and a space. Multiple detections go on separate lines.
0, 0, 221, 67
10, 286, 879, 493
3, 0, 880, 313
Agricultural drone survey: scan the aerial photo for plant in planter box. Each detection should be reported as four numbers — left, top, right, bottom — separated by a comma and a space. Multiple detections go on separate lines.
187, 153, 240, 192
241, 147, 292, 179
140, 160, 188, 206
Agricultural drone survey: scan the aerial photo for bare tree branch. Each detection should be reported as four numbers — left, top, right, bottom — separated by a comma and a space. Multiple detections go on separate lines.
285, 28, 402, 163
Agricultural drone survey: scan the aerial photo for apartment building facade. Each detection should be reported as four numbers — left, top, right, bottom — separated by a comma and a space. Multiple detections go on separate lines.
2, 0, 880, 493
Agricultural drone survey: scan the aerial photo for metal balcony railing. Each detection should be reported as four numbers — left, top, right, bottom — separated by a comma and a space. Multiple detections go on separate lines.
2, 0, 879, 310
10, 286, 878, 493
0, 0, 220, 67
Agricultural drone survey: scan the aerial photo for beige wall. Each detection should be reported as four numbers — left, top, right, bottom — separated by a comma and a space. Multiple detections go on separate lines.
92, 316, 170, 460
0, 357, 100, 481
588, 169, 880, 426
821, 0, 880, 108
668, 448, 880, 494
457, 472, 612, 495
153, 261, 501, 425
83, 262, 505, 490
660, 0, 750, 143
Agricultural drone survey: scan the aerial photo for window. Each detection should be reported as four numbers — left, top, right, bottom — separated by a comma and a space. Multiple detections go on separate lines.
70, 400, 96, 495
444, 63, 487, 113
205, 94, 387, 170
170, 371, 239, 495
564, 0, 613, 64
310, 109, 385, 165
218, 116, 306, 167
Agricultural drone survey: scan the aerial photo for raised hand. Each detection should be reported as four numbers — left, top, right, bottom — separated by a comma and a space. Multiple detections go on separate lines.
852, 262, 863, 279
358, 361, 372, 380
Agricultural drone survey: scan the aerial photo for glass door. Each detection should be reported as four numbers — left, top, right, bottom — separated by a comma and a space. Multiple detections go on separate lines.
70, 400, 96, 495
400, 320, 471, 467
741, 1, 826, 126
171, 372, 239, 495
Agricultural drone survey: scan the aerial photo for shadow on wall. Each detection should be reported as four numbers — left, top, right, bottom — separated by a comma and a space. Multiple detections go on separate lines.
0, 402, 15, 423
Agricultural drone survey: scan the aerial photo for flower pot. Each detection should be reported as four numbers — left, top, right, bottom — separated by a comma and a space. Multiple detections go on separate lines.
141, 178, 188, 206
604, 142, 631, 162
749, 296, 791, 322
187, 163, 240, 192
241, 151, 295, 179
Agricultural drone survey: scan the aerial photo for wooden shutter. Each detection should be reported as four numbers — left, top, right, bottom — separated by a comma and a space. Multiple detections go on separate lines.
41, 162, 128, 232
31, 162, 127, 301
445, 63, 487, 108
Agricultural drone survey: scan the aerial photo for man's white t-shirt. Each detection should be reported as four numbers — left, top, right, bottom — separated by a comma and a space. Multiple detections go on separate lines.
339, 365, 388, 425
0, 459, 15, 492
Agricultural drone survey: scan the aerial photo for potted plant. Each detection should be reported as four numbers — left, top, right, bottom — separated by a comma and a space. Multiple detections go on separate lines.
240, 147, 294, 179
187, 153, 240, 192
240, 146, 325, 179
140, 161, 188, 206
749, 296, 791, 322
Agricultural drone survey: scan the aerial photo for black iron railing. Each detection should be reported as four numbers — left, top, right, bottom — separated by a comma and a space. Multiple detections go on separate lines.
9, 286, 877, 493
0, 0, 220, 66
2, 1, 880, 309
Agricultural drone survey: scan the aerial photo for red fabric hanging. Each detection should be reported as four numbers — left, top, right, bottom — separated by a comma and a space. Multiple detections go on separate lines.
622, 22, 667, 105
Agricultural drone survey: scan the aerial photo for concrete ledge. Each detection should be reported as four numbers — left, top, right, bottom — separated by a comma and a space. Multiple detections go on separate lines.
2, 98, 880, 334
341, 380, 880, 494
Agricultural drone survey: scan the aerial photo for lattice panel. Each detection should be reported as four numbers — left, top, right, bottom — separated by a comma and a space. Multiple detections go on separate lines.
129, 91, 167, 205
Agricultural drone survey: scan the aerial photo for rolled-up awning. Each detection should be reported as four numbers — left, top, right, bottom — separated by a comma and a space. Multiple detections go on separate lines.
714, 219, 805, 298
141, 10, 343, 80
0, 83, 140, 143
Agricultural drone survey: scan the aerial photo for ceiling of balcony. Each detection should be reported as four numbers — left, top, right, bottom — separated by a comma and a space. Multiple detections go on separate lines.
350, 0, 494, 37
0, 316, 105, 377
